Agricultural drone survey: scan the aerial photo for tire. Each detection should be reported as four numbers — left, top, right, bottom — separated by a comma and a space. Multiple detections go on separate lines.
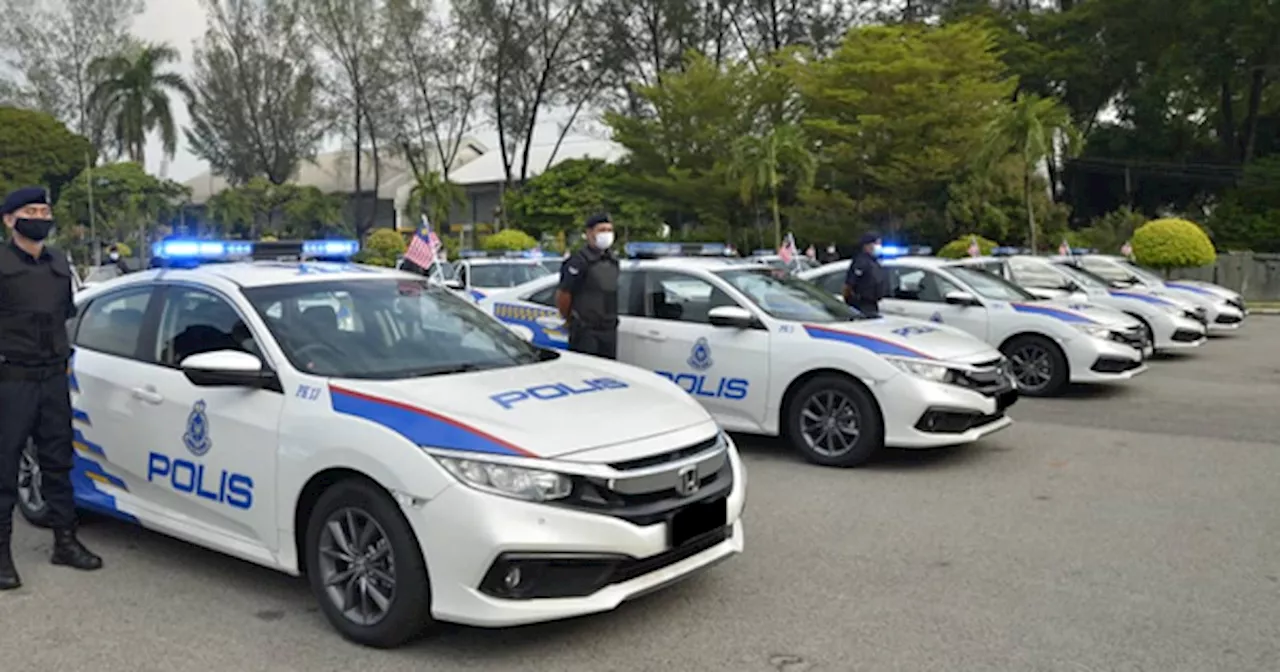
1128, 314, 1154, 357
785, 374, 883, 467
17, 439, 53, 528
305, 478, 434, 648
1001, 334, 1069, 397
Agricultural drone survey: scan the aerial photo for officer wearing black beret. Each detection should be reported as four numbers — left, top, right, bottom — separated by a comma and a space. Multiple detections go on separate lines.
555, 213, 620, 359
0, 186, 103, 590
842, 231, 890, 318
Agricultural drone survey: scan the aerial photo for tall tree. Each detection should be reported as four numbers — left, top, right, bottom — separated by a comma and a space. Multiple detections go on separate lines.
728, 124, 816, 248
0, 106, 95, 200
384, 0, 485, 181
0, 0, 144, 154
186, 0, 329, 185
88, 41, 195, 169
981, 92, 1080, 252
296, 0, 394, 237
455, 0, 608, 186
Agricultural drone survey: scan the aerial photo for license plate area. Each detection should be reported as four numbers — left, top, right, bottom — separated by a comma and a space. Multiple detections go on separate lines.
668, 497, 727, 548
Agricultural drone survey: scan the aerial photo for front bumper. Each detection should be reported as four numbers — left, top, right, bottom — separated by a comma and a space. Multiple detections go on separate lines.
413, 447, 747, 628
878, 372, 1017, 449
1065, 335, 1147, 384
1152, 315, 1207, 350
1207, 307, 1244, 331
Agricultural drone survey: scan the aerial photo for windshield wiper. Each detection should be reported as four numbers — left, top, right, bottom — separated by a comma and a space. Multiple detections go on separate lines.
404, 363, 489, 377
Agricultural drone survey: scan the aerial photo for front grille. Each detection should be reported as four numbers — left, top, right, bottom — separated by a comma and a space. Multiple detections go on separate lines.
1091, 356, 1142, 374
1172, 329, 1203, 343
953, 358, 1015, 396
610, 436, 719, 471
1215, 313, 1242, 324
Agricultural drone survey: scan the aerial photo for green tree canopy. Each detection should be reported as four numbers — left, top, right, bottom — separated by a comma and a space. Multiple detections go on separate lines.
481, 229, 539, 252
205, 177, 348, 239
0, 106, 95, 200
504, 158, 663, 242
53, 161, 190, 263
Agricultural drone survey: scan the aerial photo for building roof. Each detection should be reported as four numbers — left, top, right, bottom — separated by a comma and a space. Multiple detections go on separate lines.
184, 138, 488, 204
449, 137, 628, 187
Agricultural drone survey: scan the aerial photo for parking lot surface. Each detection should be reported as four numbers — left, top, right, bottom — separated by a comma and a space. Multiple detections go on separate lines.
2, 319, 1278, 672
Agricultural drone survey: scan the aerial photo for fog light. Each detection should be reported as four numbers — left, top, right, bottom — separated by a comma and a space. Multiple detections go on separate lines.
503, 566, 522, 590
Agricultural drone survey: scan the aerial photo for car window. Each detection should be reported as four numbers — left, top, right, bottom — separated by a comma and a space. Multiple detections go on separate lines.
243, 278, 543, 379
1054, 262, 1111, 290
155, 287, 262, 367
1117, 259, 1164, 283
527, 273, 638, 316
815, 270, 845, 295
888, 268, 963, 303
947, 266, 1037, 301
74, 287, 154, 359
468, 263, 550, 288
528, 285, 557, 307
641, 271, 735, 324
715, 268, 856, 322
1079, 257, 1131, 282
1008, 259, 1071, 289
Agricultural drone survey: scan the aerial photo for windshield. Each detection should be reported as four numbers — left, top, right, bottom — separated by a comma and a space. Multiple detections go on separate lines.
1053, 262, 1111, 290
1008, 258, 1074, 289
469, 263, 550, 288
1117, 259, 1164, 283
243, 278, 545, 380
947, 265, 1038, 301
715, 268, 862, 322
540, 258, 563, 274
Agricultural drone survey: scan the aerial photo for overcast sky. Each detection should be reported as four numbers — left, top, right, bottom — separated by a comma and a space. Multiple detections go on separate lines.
132, 0, 604, 186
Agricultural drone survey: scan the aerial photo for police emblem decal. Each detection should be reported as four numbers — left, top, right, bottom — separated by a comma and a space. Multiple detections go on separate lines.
183, 400, 212, 457
688, 337, 713, 371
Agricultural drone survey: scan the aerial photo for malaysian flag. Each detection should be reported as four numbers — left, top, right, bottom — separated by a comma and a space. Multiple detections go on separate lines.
1058, 239, 1071, 256
405, 215, 441, 270
967, 235, 980, 257
1120, 240, 1133, 258
778, 233, 797, 264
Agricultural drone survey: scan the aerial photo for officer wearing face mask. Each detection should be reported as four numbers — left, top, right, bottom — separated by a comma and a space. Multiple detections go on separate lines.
106, 244, 130, 275
842, 231, 889, 318
555, 213, 620, 359
0, 186, 104, 591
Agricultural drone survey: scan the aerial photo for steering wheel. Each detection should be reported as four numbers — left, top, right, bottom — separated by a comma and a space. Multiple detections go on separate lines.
293, 341, 346, 371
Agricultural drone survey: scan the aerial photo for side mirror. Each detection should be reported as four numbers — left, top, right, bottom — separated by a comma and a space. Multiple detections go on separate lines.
944, 290, 980, 306
443, 279, 464, 290
180, 350, 274, 388
708, 305, 758, 328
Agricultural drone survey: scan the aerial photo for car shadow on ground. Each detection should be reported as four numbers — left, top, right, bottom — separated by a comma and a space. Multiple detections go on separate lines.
729, 433, 995, 471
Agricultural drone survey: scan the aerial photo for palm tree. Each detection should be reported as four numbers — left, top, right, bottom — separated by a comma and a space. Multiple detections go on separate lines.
88, 42, 194, 168
981, 93, 1081, 253
408, 170, 465, 235
728, 124, 817, 249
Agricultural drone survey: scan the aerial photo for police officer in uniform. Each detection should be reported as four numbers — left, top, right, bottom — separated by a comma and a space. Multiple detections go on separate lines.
0, 187, 103, 591
555, 213, 620, 359
106, 244, 130, 275
841, 231, 890, 318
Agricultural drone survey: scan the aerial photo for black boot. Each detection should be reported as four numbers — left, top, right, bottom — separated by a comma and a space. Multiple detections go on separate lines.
0, 543, 20, 590
50, 528, 103, 571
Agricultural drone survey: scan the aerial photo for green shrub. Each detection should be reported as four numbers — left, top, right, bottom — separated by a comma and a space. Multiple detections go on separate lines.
481, 229, 538, 252
1131, 218, 1215, 270
936, 234, 1000, 259
359, 228, 407, 267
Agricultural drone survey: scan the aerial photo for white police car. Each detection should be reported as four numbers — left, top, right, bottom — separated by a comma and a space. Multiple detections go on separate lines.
1059, 254, 1246, 331
15, 238, 745, 647
800, 256, 1149, 396
951, 254, 1208, 352
478, 243, 1019, 468
454, 251, 553, 301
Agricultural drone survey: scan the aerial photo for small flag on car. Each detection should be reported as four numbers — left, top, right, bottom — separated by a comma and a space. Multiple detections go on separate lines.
967, 236, 980, 257
1120, 241, 1133, 258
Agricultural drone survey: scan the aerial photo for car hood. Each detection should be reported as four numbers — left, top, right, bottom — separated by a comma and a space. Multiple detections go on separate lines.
1016, 299, 1141, 328
802, 316, 999, 362
1162, 280, 1237, 300
327, 356, 713, 459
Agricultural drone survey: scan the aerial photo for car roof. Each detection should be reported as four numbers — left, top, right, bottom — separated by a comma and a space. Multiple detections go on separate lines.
77, 261, 418, 294
879, 256, 956, 269
463, 257, 546, 266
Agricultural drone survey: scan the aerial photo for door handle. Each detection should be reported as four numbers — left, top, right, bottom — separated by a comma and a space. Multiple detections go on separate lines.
640, 330, 668, 342
130, 385, 164, 405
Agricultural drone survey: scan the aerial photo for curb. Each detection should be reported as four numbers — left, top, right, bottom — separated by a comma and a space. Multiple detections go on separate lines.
1250, 309, 1280, 315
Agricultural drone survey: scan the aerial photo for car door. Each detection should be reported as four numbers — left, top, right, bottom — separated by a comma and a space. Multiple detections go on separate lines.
626, 270, 769, 430
128, 283, 283, 553
885, 267, 991, 340
69, 285, 165, 519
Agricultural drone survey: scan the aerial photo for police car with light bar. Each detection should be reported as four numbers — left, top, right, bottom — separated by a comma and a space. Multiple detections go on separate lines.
800, 254, 1148, 397
1056, 254, 1246, 331
478, 242, 1019, 469
952, 253, 1208, 353
16, 237, 745, 647
452, 249, 553, 301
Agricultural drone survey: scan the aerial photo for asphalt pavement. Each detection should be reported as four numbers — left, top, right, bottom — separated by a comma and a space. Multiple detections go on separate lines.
3, 320, 1278, 671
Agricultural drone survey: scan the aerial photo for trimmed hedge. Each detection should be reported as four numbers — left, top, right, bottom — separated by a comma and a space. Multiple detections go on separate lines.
937, 234, 1000, 259
1132, 218, 1215, 270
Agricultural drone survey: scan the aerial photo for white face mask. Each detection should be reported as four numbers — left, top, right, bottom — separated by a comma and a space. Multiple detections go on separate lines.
109, 252, 119, 261
872, 244, 883, 256
594, 231, 614, 249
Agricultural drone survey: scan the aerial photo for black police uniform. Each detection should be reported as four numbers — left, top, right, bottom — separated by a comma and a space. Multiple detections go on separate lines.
559, 245, 620, 359
844, 250, 890, 317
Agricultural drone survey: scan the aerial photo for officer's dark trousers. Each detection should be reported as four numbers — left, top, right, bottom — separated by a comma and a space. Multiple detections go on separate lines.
568, 326, 618, 360
0, 367, 77, 542
849, 300, 881, 318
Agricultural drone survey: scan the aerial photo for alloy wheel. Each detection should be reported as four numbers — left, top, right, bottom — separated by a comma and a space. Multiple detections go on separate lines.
799, 390, 863, 457
317, 507, 397, 627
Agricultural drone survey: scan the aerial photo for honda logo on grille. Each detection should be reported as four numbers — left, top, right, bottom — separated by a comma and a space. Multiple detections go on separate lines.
675, 465, 700, 496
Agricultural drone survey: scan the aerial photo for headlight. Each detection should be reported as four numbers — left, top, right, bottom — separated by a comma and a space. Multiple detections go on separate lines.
1073, 324, 1111, 339
434, 456, 573, 502
886, 357, 953, 383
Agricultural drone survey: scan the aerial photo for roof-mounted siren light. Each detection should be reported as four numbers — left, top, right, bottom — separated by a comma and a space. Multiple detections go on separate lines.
991, 246, 1025, 256
624, 241, 734, 259
1067, 247, 1097, 256
150, 239, 254, 267
876, 244, 932, 259
248, 239, 359, 261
